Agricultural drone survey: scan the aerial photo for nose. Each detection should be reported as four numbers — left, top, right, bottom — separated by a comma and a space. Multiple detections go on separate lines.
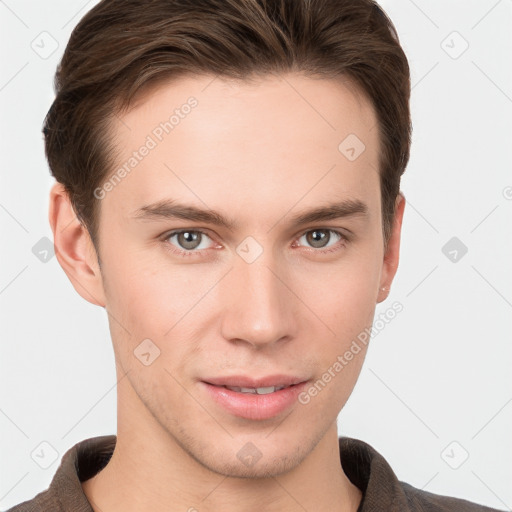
219, 248, 297, 349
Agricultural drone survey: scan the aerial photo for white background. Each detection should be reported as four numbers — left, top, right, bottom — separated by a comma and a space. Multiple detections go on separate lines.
1, 0, 511, 510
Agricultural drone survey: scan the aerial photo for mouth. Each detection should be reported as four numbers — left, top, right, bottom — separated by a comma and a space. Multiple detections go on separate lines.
202, 374, 307, 391
220, 385, 291, 394
200, 376, 310, 420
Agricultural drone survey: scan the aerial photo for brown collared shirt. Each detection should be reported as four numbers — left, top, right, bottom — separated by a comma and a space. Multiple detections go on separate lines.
7, 435, 503, 511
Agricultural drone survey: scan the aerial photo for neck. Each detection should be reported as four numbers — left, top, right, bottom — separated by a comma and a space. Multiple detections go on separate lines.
82, 379, 362, 512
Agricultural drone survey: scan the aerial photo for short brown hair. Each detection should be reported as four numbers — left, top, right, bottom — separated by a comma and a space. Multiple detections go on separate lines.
44, 0, 411, 253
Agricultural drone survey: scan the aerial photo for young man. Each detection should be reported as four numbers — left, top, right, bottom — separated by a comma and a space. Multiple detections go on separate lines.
8, 0, 504, 511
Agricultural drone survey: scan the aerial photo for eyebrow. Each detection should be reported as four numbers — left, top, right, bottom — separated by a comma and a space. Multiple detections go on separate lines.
131, 198, 368, 230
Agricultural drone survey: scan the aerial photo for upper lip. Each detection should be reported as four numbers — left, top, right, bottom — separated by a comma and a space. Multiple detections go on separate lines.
203, 375, 308, 388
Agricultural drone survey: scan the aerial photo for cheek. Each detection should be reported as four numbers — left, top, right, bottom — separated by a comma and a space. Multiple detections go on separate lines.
299, 250, 381, 335
297, 272, 376, 413
102, 252, 219, 361
103, 244, 186, 318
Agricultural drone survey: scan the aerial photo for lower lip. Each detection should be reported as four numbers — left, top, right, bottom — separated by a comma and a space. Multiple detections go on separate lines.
201, 381, 309, 421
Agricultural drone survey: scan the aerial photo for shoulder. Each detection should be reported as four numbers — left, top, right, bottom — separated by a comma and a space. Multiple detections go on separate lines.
401, 481, 504, 512
339, 436, 504, 512
5, 489, 55, 512
5, 435, 116, 512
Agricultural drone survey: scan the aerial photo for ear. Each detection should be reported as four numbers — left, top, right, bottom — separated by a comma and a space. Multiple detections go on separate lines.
48, 182, 106, 307
377, 192, 405, 303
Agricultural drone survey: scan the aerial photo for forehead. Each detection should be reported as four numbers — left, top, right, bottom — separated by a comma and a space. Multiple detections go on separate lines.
104, 72, 380, 223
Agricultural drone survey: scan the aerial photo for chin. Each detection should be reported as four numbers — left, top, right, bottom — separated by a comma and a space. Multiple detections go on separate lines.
176, 426, 326, 480
199, 450, 305, 480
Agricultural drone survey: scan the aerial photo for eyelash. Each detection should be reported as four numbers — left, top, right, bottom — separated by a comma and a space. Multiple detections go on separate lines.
160, 228, 349, 258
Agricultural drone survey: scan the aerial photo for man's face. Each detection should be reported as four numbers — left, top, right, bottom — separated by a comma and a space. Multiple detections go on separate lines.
95, 73, 389, 476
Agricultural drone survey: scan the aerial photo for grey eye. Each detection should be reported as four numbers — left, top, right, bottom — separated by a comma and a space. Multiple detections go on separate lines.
168, 230, 213, 251
299, 229, 342, 249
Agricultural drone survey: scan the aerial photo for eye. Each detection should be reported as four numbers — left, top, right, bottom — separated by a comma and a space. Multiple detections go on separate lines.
296, 229, 346, 251
164, 230, 216, 253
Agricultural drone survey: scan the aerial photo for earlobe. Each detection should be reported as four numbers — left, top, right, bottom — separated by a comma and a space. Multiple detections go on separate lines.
377, 192, 406, 303
48, 182, 106, 307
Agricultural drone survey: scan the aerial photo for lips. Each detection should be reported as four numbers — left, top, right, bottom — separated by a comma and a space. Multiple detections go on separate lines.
203, 374, 307, 389
201, 377, 310, 420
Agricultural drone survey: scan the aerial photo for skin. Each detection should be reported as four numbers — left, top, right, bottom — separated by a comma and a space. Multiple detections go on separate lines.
49, 72, 405, 512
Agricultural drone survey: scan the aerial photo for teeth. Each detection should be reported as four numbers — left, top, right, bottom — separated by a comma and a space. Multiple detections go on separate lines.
225, 385, 287, 394
241, 387, 260, 394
